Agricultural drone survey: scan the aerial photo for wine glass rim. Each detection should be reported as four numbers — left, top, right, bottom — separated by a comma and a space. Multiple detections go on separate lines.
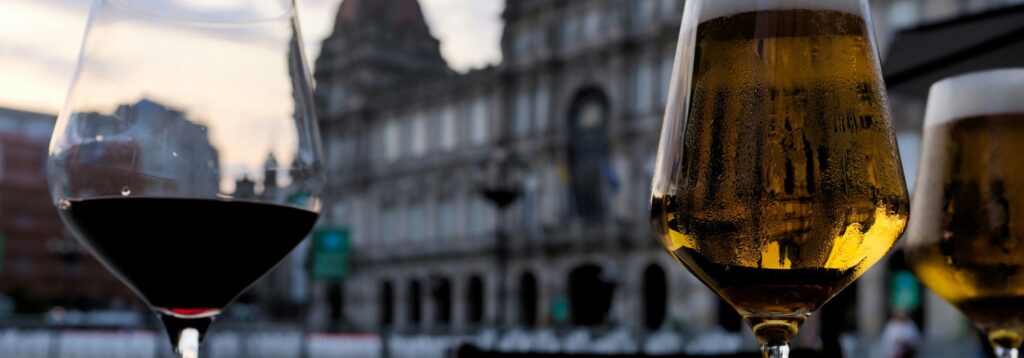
104, 0, 294, 27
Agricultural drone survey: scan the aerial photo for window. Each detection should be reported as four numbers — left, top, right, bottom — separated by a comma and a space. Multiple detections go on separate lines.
515, 87, 532, 136
534, 82, 550, 132
380, 205, 397, 241
887, 1, 920, 29
407, 202, 428, 241
438, 197, 458, 239
328, 139, 345, 166
659, 53, 675, 107
636, 0, 655, 27
411, 113, 428, 156
467, 198, 493, 236
532, 25, 547, 56
562, 13, 577, 47
897, 132, 922, 192
385, 120, 401, 161
350, 199, 365, 244
659, 0, 678, 19
632, 59, 653, 115
441, 105, 457, 150
329, 85, 346, 114
514, 27, 530, 62
583, 9, 600, 41
471, 98, 489, 144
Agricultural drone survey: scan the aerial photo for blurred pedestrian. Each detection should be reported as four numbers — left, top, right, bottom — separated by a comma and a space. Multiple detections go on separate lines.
881, 310, 921, 358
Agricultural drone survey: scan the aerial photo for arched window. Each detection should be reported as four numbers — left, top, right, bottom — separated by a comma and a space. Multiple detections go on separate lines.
466, 276, 485, 324
518, 272, 538, 327
380, 281, 394, 327
408, 281, 422, 325
567, 88, 611, 222
642, 264, 668, 330
432, 277, 452, 325
568, 264, 614, 326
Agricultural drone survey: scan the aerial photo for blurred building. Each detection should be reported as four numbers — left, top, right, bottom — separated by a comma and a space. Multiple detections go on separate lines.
0, 108, 134, 311
314, 0, 1023, 345
872, 0, 1024, 346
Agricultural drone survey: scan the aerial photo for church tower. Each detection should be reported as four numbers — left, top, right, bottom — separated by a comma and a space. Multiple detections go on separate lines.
314, 0, 451, 120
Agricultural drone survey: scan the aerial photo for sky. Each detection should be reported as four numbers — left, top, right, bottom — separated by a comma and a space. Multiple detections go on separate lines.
0, 0, 505, 114
0, 0, 503, 193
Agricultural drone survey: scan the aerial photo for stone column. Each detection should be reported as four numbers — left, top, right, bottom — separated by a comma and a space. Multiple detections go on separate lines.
857, 265, 886, 337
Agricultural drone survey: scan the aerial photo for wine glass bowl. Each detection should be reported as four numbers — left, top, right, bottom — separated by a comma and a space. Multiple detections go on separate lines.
649, 0, 909, 355
904, 68, 1024, 357
46, 0, 322, 356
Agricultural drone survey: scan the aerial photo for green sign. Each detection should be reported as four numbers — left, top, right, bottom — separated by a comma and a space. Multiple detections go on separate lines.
311, 228, 349, 280
551, 296, 569, 324
890, 270, 921, 312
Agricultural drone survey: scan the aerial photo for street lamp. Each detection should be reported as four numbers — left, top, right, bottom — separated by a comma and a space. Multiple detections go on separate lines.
478, 147, 524, 330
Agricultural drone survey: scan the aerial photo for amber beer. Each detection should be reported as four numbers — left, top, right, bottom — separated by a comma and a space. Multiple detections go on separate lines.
905, 70, 1024, 350
650, 5, 909, 344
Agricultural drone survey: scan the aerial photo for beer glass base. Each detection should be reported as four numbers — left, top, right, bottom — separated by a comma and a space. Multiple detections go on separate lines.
747, 315, 803, 346
990, 329, 1023, 358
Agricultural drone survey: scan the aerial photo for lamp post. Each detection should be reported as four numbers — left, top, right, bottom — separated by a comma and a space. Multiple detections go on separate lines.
478, 147, 524, 329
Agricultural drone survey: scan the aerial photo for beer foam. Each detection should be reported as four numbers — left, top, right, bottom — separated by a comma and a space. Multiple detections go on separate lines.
925, 69, 1024, 127
699, 0, 864, 22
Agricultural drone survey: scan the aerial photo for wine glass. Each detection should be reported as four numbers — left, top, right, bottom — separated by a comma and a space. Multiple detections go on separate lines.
649, 1, 909, 356
905, 69, 1024, 358
46, 0, 323, 356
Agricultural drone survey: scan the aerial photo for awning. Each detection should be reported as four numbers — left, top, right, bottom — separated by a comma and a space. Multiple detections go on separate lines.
883, 4, 1024, 98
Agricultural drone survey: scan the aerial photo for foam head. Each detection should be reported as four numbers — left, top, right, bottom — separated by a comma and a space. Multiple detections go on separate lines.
925, 69, 1024, 127
699, 0, 864, 22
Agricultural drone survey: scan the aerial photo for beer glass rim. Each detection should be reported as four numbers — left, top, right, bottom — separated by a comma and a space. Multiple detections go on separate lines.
925, 68, 1024, 128
696, 0, 865, 22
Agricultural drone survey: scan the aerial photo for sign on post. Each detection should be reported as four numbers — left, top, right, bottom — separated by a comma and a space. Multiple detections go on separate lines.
890, 270, 921, 312
311, 228, 349, 280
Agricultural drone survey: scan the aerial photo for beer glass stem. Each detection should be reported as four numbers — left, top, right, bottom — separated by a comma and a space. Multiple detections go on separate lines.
995, 346, 1019, 358
762, 343, 790, 358
177, 327, 200, 358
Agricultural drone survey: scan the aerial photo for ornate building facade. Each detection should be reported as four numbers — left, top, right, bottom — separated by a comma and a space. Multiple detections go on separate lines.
313, 0, 1024, 345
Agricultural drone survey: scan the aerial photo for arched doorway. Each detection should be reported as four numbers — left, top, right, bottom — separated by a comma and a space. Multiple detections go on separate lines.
466, 276, 484, 324
642, 264, 667, 330
408, 280, 422, 326
567, 87, 611, 222
380, 281, 394, 328
518, 272, 538, 327
432, 277, 452, 326
820, 279, 858, 357
568, 264, 614, 326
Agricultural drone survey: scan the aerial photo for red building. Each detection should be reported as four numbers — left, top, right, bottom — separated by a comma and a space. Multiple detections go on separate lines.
0, 108, 133, 312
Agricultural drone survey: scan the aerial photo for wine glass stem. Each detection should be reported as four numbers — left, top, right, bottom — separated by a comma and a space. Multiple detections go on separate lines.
996, 346, 1020, 358
177, 327, 200, 358
762, 343, 790, 358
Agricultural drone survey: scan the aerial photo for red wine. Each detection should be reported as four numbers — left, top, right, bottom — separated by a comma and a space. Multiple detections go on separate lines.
60, 197, 319, 317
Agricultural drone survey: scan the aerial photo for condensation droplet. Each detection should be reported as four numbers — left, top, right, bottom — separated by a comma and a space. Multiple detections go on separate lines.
121, 187, 131, 196
58, 199, 71, 210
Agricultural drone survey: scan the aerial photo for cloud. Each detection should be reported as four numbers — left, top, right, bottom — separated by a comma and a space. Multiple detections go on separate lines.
419, 0, 504, 71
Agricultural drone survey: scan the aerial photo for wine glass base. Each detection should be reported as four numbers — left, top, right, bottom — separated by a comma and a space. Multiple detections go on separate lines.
160, 313, 214, 349
746, 315, 804, 346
